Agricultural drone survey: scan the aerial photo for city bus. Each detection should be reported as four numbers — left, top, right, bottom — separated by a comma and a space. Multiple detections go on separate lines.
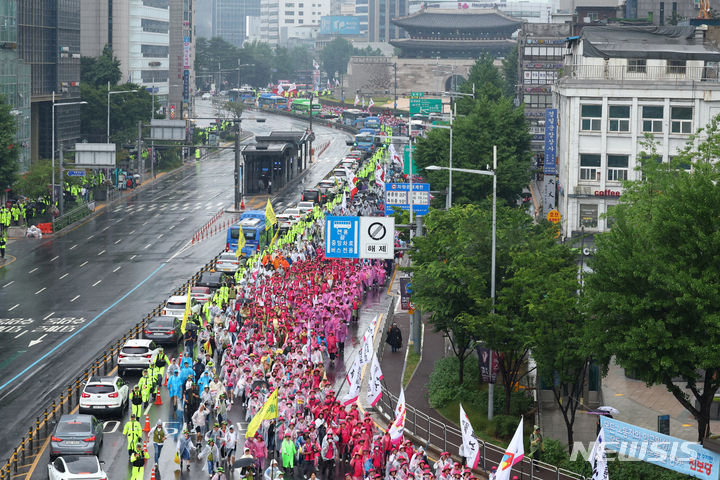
258, 93, 288, 110
341, 109, 370, 127
229, 88, 255, 104
226, 210, 274, 256
362, 116, 381, 132
291, 98, 322, 115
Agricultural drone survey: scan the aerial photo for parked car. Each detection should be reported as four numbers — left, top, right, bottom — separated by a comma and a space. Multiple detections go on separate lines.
143, 316, 182, 345
161, 295, 189, 318
196, 271, 225, 292
79, 375, 129, 417
117, 339, 159, 376
215, 252, 243, 273
296, 201, 315, 215
48, 455, 107, 480
49, 414, 104, 460
301, 189, 321, 204
189, 286, 212, 304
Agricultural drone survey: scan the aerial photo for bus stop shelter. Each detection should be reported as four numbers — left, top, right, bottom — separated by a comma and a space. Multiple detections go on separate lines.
242, 130, 313, 194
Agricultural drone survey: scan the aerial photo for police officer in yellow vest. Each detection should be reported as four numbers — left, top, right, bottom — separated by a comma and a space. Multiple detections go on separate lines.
138, 369, 153, 407
123, 414, 143, 456
130, 442, 150, 480
130, 385, 143, 419
154, 348, 170, 385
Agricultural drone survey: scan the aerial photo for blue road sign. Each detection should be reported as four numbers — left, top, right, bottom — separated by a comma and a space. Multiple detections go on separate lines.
325, 216, 360, 258
385, 183, 430, 215
66, 170, 86, 177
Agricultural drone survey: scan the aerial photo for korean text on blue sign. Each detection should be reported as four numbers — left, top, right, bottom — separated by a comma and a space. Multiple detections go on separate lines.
600, 416, 720, 480
544, 108, 557, 175
385, 183, 430, 216
325, 216, 360, 258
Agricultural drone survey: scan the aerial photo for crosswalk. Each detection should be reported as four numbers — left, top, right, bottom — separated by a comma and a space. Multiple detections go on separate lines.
110, 197, 273, 215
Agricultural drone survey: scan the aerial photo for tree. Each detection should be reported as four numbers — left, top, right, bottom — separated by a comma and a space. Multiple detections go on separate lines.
501, 45, 518, 99
584, 118, 720, 441
0, 95, 19, 191
13, 159, 53, 199
456, 54, 505, 114
320, 37, 355, 77
81, 45, 122, 87
353, 45, 383, 56
414, 95, 532, 206
80, 83, 152, 144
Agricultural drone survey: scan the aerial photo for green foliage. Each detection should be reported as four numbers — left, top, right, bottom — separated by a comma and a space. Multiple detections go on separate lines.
0, 95, 19, 190
584, 115, 720, 441
490, 415, 519, 441
13, 159, 52, 199
501, 45, 518, 99
456, 54, 505, 114
158, 146, 183, 171
320, 37, 355, 77
81, 46, 122, 87
475, 384, 533, 417
427, 357, 479, 408
353, 45, 384, 56
80, 83, 152, 144
414, 96, 532, 206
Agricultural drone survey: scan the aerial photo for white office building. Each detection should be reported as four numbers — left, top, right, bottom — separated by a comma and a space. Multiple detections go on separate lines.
259, 0, 331, 45
113, 0, 171, 100
555, 25, 720, 239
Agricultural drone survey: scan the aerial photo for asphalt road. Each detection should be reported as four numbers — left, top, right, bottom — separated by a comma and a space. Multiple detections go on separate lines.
0, 99, 353, 463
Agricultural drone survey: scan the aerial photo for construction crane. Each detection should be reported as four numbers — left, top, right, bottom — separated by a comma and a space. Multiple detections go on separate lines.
698, 0, 712, 19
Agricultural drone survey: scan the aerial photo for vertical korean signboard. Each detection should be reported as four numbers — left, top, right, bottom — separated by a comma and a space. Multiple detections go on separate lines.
183, 37, 191, 105
543, 108, 558, 214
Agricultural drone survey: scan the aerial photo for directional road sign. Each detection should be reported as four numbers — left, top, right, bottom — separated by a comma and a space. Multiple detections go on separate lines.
66, 170, 86, 177
385, 183, 430, 216
409, 98, 442, 114
359, 216, 394, 259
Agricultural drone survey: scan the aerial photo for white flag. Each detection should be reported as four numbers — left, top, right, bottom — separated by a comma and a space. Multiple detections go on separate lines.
459, 404, 481, 469
375, 163, 385, 189
388, 387, 406, 443
361, 96, 365, 108
389, 143, 403, 169
341, 191, 347, 211
496, 417, 524, 480
358, 315, 377, 366
313, 59, 320, 71
354, 95, 360, 107
342, 355, 363, 405
367, 352, 383, 406
589, 427, 609, 480
369, 98, 375, 108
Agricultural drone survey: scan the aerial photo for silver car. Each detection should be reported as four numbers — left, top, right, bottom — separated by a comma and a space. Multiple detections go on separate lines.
215, 252, 243, 272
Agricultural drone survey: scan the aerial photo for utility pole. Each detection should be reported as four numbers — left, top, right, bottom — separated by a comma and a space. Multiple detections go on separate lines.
488, 145, 498, 421
137, 121, 142, 185
234, 118, 242, 210
309, 93, 314, 163
412, 215, 423, 354
59, 142, 64, 218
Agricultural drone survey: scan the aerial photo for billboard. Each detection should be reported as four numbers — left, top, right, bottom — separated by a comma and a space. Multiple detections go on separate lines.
320, 16, 361, 35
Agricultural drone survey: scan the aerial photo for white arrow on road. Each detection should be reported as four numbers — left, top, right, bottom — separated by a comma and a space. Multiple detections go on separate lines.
28, 334, 47, 347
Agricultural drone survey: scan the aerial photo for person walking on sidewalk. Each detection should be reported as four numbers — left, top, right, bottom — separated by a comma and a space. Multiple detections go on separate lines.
529, 425, 545, 463
386, 323, 402, 353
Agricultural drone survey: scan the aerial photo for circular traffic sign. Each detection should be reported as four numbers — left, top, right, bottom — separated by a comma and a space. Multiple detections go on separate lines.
546, 209, 561, 224
368, 222, 386, 241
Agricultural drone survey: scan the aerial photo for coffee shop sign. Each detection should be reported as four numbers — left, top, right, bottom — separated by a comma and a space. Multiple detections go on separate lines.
594, 189, 621, 197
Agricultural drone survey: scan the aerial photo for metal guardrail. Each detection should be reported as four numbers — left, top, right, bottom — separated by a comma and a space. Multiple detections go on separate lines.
0, 252, 223, 480
560, 64, 720, 85
372, 300, 586, 480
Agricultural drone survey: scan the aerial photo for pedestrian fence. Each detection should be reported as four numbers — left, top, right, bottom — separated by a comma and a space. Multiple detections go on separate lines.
0, 251, 224, 480
372, 306, 586, 480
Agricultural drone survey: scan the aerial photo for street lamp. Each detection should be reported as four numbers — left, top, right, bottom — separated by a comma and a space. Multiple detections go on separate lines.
51, 92, 87, 225
426, 145, 498, 419
107, 82, 138, 142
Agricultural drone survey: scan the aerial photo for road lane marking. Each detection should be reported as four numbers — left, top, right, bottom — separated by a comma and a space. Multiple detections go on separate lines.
8, 304, 19, 311
130, 255, 137, 260
51, 256, 59, 261
70, 295, 80, 302
142, 220, 149, 225
113, 266, 122, 272
102, 226, 109, 231
116, 218, 123, 223
0, 265, 165, 394
59, 273, 69, 279
43, 312, 55, 320
88, 235, 94, 240
129, 230, 136, 235
70, 244, 77, 250
15, 330, 27, 339
144, 243, 152, 249
92, 280, 102, 286
3, 281, 14, 288
98, 250, 106, 256
158, 234, 164, 238
35, 287, 46, 295
29, 267, 38, 273
115, 239, 122, 244
169, 225, 175, 230
80, 261, 88, 267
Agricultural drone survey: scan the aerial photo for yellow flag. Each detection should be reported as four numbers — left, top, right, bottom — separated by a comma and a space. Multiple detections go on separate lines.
180, 287, 192, 334
246, 388, 279, 438
265, 199, 277, 231
269, 228, 280, 249
235, 228, 246, 257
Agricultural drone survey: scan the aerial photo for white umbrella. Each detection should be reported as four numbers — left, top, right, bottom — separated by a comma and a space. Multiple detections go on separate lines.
598, 406, 619, 414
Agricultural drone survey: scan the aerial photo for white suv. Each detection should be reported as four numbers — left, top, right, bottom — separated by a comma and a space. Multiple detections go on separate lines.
79, 375, 129, 417
162, 295, 189, 318
117, 339, 159, 376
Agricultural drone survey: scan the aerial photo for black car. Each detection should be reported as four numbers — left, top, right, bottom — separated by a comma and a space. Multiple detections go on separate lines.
301, 189, 321, 204
143, 315, 182, 345
50, 414, 103, 460
196, 271, 225, 292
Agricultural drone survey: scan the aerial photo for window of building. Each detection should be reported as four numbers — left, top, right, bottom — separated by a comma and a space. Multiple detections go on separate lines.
671, 106, 692, 134
579, 204, 599, 228
581, 105, 602, 131
608, 105, 630, 132
141, 19, 169, 34
642, 106, 663, 133
299, 2, 303, 6
285, 19, 294, 23
580, 154, 601, 181
285, 2, 294, 6
607, 155, 629, 181
587, 11, 598, 21
143, 0, 169, 8
298, 19, 303, 23
298, 11, 303, 14
141, 70, 169, 83
627, 59, 646, 73
141, 45, 169, 58
667, 59, 686, 74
